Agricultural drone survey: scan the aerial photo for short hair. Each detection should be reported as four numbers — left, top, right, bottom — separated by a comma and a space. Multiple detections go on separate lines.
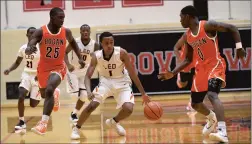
27, 27, 36, 34
181, 5, 198, 18
80, 24, 90, 30
99, 32, 113, 42
50, 7, 64, 17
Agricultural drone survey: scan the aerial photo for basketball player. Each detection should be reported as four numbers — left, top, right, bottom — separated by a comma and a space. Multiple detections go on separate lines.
4, 27, 42, 131
25, 7, 85, 135
71, 32, 150, 139
65, 24, 100, 123
158, 5, 246, 142
174, 34, 196, 111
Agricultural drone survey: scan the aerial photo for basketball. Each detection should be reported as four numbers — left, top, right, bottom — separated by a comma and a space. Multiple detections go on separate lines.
144, 101, 163, 121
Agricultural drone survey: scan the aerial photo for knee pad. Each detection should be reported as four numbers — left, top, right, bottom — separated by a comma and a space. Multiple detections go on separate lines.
208, 78, 222, 94
79, 89, 87, 102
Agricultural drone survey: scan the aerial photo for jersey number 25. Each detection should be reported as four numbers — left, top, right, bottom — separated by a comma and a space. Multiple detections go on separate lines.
46, 47, 59, 58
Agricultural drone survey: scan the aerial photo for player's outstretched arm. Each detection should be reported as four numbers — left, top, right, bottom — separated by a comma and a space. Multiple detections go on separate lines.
64, 44, 75, 72
174, 33, 186, 63
65, 28, 85, 68
158, 39, 193, 81
4, 56, 23, 75
25, 29, 42, 55
84, 53, 97, 100
204, 20, 246, 58
120, 48, 150, 104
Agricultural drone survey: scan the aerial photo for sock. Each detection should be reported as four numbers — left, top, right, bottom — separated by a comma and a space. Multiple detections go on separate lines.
42, 115, 49, 122
218, 121, 227, 135
73, 109, 79, 114
206, 110, 215, 119
19, 117, 24, 121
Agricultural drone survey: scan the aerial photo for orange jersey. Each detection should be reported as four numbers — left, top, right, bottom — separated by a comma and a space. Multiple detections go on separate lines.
38, 25, 67, 71
186, 20, 225, 68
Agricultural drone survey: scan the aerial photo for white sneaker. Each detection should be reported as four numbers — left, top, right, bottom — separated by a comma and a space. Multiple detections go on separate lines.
106, 118, 126, 136
202, 114, 217, 136
71, 127, 80, 140
209, 129, 228, 143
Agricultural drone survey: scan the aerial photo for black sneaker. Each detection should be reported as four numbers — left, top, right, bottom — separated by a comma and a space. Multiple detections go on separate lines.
70, 112, 78, 123
15, 120, 26, 130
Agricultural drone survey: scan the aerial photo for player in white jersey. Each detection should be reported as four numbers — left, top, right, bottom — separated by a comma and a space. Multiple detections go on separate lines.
65, 24, 100, 123
71, 32, 151, 139
4, 27, 41, 131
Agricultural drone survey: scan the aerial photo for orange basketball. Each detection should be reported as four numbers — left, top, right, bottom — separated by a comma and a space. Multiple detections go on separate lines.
144, 101, 163, 121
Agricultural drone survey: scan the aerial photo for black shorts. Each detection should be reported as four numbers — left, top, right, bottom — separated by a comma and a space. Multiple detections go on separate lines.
180, 68, 195, 82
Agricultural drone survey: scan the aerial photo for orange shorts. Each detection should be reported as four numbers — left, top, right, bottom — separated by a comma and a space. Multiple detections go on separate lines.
37, 66, 66, 89
191, 59, 226, 92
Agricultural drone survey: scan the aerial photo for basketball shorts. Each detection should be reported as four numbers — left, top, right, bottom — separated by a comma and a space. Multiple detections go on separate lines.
19, 72, 41, 100
37, 66, 67, 89
191, 59, 226, 92
92, 76, 134, 109
66, 70, 86, 96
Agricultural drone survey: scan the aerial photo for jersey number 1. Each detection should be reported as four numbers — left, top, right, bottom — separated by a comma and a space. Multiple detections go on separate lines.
46, 47, 59, 58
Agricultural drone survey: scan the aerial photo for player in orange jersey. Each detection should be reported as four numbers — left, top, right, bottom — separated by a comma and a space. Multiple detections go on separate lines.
158, 5, 246, 143
25, 7, 85, 135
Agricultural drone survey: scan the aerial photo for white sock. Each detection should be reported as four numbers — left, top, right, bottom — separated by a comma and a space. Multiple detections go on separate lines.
42, 115, 49, 122
206, 110, 215, 119
19, 117, 24, 121
73, 109, 79, 114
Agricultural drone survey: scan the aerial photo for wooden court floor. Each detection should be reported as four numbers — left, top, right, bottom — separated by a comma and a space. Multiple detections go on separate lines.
1, 91, 251, 143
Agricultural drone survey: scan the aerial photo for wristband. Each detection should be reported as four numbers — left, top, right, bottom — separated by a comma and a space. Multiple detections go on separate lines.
236, 42, 243, 49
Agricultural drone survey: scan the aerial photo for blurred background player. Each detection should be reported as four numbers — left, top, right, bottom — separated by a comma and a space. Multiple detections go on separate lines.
4, 27, 42, 131
158, 5, 246, 143
65, 24, 100, 123
25, 7, 85, 135
71, 32, 150, 139
174, 34, 196, 111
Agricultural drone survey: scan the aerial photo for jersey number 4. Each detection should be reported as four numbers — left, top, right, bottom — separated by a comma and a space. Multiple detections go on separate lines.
46, 47, 59, 58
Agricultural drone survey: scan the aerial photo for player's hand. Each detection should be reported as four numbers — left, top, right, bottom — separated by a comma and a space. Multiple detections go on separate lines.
158, 70, 174, 81
4, 69, 10, 75
87, 91, 94, 101
78, 59, 85, 69
67, 64, 75, 72
142, 94, 151, 105
236, 48, 246, 59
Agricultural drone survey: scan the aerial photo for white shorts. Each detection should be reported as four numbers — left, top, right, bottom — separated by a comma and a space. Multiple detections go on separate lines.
93, 76, 134, 109
66, 70, 86, 96
19, 72, 41, 101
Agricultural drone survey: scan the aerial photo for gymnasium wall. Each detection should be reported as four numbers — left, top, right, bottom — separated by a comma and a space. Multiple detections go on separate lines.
1, 21, 250, 103
1, 1, 250, 29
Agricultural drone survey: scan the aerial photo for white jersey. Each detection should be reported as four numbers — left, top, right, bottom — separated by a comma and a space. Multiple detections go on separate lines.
70, 38, 96, 76
95, 46, 129, 79
17, 44, 40, 73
